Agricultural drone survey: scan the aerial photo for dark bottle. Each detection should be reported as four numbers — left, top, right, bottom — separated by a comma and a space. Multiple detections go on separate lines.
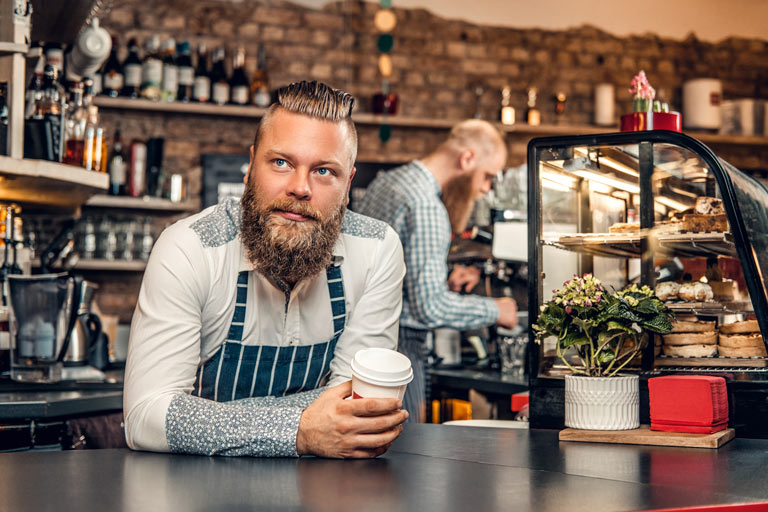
160, 38, 178, 102
210, 46, 229, 106
121, 38, 142, 98
176, 41, 194, 102
102, 36, 123, 97
230, 46, 249, 105
108, 127, 126, 195
193, 43, 210, 103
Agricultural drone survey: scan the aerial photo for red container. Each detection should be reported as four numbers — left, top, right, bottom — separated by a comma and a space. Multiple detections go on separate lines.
620, 111, 682, 132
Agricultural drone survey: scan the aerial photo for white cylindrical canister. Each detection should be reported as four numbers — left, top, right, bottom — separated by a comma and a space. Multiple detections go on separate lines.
682, 78, 722, 130
594, 83, 615, 126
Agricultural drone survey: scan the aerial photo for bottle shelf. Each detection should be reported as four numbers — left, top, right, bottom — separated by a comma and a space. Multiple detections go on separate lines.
85, 194, 198, 212
0, 42, 27, 55
73, 259, 147, 271
0, 156, 109, 209
92, 96, 768, 146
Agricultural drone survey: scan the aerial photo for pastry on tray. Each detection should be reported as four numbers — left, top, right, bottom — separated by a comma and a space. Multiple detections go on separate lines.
719, 319, 759, 334
678, 282, 713, 302
655, 281, 681, 301
662, 344, 718, 357
671, 319, 716, 333
682, 213, 728, 233
662, 332, 717, 346
608, 222, 640, 233
694, 196, 724, 215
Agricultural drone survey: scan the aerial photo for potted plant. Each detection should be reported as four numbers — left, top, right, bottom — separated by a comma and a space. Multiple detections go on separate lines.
533, 274, 675, 430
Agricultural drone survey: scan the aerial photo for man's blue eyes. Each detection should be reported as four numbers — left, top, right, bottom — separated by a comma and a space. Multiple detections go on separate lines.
273, 160, 332, 176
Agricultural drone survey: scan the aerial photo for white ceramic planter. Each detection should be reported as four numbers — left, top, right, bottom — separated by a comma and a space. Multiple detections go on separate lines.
564, 374, 639, 430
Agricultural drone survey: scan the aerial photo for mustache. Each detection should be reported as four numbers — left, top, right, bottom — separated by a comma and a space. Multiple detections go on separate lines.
263, 197, 322, 221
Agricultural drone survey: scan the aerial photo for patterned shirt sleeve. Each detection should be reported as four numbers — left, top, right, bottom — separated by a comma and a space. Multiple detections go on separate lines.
165, 387, 325, 457
403, 202, 498, 330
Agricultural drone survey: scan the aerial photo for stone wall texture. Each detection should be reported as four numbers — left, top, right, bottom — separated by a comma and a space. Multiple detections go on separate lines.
91, 0, 768, 323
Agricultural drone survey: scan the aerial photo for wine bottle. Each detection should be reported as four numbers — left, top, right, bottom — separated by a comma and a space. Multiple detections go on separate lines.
160, 38, 178, 102
193, 43, 210, 103
230, 46, 249, 105
102, 36, 123, 98
176, 41, 194, 102
210, 46, 229, 106
251, 44, 271, 108
121, 38, 142, 98
140, 35, 162, 101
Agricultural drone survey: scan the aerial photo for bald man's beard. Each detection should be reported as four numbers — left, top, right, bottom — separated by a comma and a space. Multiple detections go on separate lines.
442, 173, 477, 235
240, 184, 346, 285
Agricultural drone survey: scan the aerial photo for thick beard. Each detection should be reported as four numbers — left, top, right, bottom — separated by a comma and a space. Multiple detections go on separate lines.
240, 184, 346, 285
441, 173, 476, 235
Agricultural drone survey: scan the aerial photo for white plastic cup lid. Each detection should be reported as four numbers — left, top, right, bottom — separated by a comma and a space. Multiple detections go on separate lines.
351, 348, 413, 387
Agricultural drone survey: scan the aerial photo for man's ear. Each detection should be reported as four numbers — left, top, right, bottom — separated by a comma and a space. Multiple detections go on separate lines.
245, 145, 255, 184
345, 166, 357, 206
458, 148, 476, 173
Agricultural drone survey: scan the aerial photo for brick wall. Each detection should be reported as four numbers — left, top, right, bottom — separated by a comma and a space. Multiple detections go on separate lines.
92, 0, 768, 323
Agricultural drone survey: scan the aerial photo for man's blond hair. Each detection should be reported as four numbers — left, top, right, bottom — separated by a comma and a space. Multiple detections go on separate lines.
443, 119, 506, 162
254, 80, 358, 165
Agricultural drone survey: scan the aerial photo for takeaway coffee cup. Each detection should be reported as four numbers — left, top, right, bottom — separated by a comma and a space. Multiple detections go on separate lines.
351, 348, 413, 400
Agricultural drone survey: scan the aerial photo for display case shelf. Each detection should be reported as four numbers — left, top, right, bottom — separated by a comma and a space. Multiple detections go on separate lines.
0, 156, 109, 209
665, 300, 753, 315
84, 194, 198, 212
655, 356, 768, 368
545, 231, 737, 259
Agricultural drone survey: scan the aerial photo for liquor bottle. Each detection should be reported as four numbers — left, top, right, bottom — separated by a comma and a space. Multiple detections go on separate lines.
160, 38, 178, 102
83, 105, 107, 172
82, 77, 95, 109
176, 41, 194, 102
251, 44, 271, 108
230, 46, 249, 105
38, 65, 62, 117
210, 46, 230, 106
129, 140, 147, 197
24, 61, 44, 119
140, 35, 162, 101
107, 127, 126, 195
102, 36, 123, 98
193, 43, 210, 103
526, 87, 541, 126
122, 38, 142, 98
62, 81, 86, 167
44, 42, 64, 80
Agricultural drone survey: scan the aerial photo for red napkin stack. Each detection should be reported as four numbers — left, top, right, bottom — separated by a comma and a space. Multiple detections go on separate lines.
648, 375, 729, 433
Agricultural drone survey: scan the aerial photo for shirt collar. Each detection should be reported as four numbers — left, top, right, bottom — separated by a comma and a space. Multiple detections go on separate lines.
412, 159, 442, 198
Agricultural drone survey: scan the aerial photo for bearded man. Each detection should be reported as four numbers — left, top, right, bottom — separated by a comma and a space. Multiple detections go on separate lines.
125, 81, 408, 458
357, 119, 518, 423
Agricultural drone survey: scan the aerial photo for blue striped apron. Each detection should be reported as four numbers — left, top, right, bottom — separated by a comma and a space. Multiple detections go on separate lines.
193, 265, 346, 401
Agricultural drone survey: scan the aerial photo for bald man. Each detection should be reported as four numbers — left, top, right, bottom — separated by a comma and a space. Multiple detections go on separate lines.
357, 119, 518, 422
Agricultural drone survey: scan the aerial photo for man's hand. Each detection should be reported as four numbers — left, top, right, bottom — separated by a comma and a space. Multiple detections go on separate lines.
448, 265, 482, 293
495, 297, 518, 329
296, 381, 408, 458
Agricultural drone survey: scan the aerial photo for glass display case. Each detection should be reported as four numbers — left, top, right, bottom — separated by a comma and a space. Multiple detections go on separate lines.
527, 130, 768, 436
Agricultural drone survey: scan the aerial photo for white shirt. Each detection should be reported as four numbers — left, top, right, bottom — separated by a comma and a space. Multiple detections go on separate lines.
124, 199, 405, 454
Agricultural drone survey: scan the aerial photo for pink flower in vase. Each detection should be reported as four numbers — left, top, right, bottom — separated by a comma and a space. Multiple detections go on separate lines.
629, 70, 655, 112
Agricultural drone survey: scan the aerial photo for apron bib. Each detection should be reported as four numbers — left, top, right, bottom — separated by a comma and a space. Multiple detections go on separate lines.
194, 265, 346, 401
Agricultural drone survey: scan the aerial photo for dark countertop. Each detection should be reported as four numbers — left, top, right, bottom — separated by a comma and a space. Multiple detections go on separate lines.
2, 424, 768, 512
0, 376, 123, 420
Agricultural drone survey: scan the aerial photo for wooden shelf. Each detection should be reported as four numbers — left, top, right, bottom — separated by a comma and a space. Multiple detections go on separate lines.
93, 96, 268, 118
85, 194, 198, 212
93, 96, 768, 146
0, 156, 109, 209
0, 42, 27, 55
73, 259, 147, 272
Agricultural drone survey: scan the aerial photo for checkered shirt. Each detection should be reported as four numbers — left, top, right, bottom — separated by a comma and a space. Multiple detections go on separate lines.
357, 160, 498, 331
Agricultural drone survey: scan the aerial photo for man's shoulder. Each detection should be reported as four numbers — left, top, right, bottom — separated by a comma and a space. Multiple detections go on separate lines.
185, 199, 242, 248
340, 210, 389, 241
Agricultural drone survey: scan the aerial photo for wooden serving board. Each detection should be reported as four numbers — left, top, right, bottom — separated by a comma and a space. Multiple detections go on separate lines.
559, 425, 735, 449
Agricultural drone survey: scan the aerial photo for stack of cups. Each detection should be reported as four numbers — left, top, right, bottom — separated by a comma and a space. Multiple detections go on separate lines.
351, 348, 413, 400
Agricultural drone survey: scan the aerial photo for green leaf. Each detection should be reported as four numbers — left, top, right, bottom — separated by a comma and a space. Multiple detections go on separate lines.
561, 332, 589, 348
635, 299, 658, 314
597, 348, 615, 363
641, 314, 674, 333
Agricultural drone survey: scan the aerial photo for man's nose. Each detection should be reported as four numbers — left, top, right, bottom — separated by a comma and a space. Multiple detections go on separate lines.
286, 169, 311, 200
